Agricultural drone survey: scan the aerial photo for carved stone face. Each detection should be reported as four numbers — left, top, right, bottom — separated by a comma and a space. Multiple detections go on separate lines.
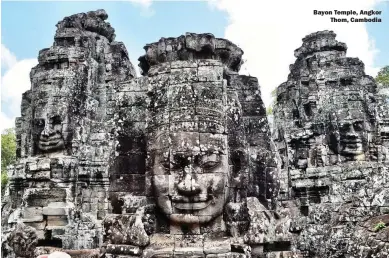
34, 115, 65, 153
328, 110, 370, 159
152, 132, 229, 225
338, 119, 367, 156
379, 120, 389, 147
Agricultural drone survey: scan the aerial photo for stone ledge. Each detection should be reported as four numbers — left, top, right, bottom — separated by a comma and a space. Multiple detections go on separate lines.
138, 33, 243, 75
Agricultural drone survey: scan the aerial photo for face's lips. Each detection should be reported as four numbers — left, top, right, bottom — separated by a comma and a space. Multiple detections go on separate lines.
38, 137, 64, 150
341, 137, 363, 148
39, 136, 63, 143
342, 139, 362, 143
341, 141, 364, 155
171, 194, 212, 210
343, 143, 362, 149
173, 200, 212, 211
39, 139, 63, 146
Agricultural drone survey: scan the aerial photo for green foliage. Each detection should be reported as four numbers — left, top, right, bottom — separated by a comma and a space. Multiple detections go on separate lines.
376, 66, 389, 89
267, 88, 278, 115
1, 128, 16, 191
373, 221, 386, 232
271, 88, 277, 98
1, 172, 8, 190
266, 106, 273, 115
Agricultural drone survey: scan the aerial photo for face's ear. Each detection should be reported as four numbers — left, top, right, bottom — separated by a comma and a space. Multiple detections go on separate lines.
328, 133, 340, 154
364, 120, 373, 131
325, 121, 339, 153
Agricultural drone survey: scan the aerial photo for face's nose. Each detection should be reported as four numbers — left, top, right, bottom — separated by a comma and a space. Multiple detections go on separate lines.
176, 164, 201, 196
41, 122, 52, 136
347, 124, 357, 137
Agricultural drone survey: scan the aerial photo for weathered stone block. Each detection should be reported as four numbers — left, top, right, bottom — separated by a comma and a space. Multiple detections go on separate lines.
148, 62, 171, 76
21, 207, 44, 222
169, 68, 198, 84
168, 84, 196, 108
26, 170, 51, 180
25, 188, 67, 207
110, 154, 146, 175
110, 174, 146, 194
42, 207, 68, 216
197, 65, 223, 82
46, 216, 68, 227
171, 60, 197, 69
106, 244, 142, 256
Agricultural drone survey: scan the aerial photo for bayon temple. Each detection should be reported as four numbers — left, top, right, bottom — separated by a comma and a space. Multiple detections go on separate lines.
1, 9, 388, 258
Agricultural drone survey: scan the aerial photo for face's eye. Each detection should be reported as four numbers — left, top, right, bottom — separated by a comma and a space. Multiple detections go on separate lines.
201, 161, 219, 170
51, 115, 62, 125
34, 119, 45, 127
157, 154, 170, 170
171, 163, 182, 170
169, 155, 191, 170
339, 123, 351, 131
353, 121, 364, 131
161, 160, 170, 170
199, 153, 221, 170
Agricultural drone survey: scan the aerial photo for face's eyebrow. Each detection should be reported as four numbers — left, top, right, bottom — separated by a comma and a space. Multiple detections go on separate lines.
172, 151, 196, 160
201, 148, 224, 156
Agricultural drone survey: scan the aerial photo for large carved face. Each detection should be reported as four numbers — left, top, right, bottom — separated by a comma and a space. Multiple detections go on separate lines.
328, 110, 370, 159
338, 119, 367, 156
34, 114, 65, 152
31, 55, 78, 155
379, 120, 389, 147
32, 101, 70, 154
152, 132, 229, 225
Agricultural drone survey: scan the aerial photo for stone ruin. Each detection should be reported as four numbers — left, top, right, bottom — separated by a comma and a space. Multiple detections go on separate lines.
1, 10, 388, 258
1, 9, 136, 257
273, 30, 389, 257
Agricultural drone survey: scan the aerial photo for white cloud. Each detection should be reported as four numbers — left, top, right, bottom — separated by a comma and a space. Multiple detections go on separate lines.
0, 113, 15, 133
130, 0, 152, 8
210, 0, 381, 106
1, 44, 17, 70
1, 45, 38, 131
129, 0, 155, 17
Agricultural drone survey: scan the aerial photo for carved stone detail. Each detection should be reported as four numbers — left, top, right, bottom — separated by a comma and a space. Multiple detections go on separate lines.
2, 11, 388, 258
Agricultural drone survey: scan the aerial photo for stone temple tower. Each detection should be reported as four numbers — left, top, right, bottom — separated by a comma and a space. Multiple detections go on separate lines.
103, 32, 284, 257
273, 30, 389, 257
2, 9, 136, 256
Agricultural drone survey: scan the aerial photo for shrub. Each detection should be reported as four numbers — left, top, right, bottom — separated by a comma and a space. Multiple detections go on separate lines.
373, 221, 386, 232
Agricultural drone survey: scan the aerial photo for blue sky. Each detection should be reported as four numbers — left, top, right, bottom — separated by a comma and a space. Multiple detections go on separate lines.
1, 1, 228, 70
1, 1, 388, 131
366, 1, 389, 68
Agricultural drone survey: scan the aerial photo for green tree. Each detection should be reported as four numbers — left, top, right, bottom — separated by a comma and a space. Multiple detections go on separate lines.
266, 88, 277, 115
1, 128, 16, 192
376, 66, 389, 89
